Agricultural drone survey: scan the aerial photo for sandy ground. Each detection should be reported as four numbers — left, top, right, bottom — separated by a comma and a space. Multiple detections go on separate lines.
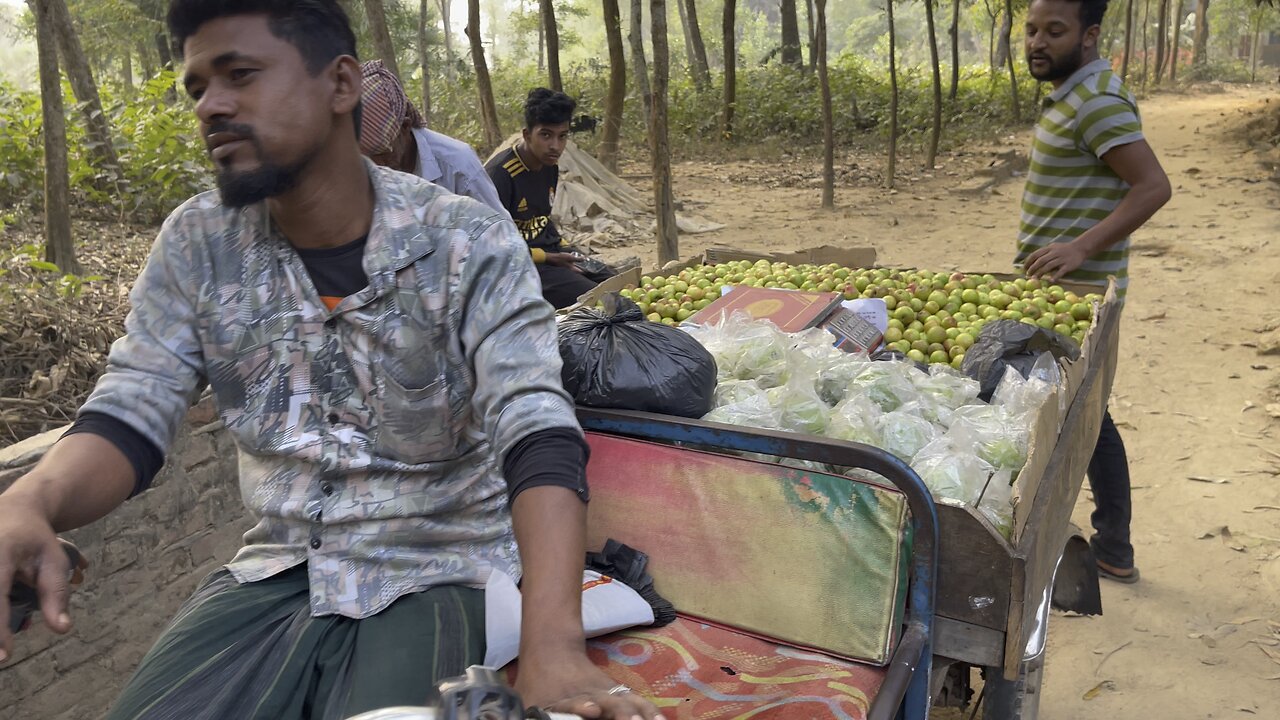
599, 83, 1280, 718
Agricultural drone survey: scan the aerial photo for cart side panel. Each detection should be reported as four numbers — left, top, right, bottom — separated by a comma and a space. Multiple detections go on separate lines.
935, 504, 1013, 630
1003, 293, 1121, 677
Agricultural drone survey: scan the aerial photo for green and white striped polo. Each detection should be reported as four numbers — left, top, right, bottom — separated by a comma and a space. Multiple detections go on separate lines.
1015, 58, 1144, 301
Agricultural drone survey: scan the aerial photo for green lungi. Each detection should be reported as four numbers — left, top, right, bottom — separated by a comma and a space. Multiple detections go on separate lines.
106, 566, 485, 720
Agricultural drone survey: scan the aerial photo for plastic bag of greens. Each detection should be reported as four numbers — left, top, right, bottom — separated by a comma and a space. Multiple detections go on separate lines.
876, 405, 941, 461
846, 362, 920, 412
913, 366, 982, 423
976, 469, 1015, 539
961, 319, 1079, 402
910, 435, 995, 506
815, 356, 873, 407
681, 311, 786, 385
713, 379, 767, 408
992, 354, 1059, 421
948, 404, 1029, 474
765, 367, 830, 436
703, 393, 783, 430
792, 327, 850, 366
827, 394, 883, 447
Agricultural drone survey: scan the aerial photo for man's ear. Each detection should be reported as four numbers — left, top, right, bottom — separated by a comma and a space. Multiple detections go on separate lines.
331, 55, 362, 115
522, 127, 532, 143
1083, 23, 1101, 51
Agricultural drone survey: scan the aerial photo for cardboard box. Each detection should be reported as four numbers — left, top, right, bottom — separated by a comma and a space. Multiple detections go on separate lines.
649, 244, 879, 277
556, 267, 643, 316
688, 286, 843, 333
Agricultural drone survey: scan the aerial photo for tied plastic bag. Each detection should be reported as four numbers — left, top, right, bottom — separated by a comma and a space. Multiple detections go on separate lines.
847, 362, 920, 412
815, 356, 873, 407
713, 379, 767, 407
960, 319, 1080, 402
704, 393, 784, 430
911, 435, 995, 506
948, 404, 1029, 474
913, 366, 982, 425
828, 394, 883, 447
484, 569, 654, 669
876, 404, 941, 461
764, 356, 830, 435
684, 312, 790, 387
976, 469, 1015, 539
559, 294, 717, 417
992, 354, 1060, 421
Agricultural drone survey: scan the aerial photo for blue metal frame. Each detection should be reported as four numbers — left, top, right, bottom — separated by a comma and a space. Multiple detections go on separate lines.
577, 407, 940, 720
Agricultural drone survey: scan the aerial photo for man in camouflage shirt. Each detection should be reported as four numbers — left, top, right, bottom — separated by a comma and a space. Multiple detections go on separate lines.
0, 2, 658, 719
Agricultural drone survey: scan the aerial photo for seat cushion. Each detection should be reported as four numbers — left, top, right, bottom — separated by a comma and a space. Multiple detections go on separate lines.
509, 616, 886, 719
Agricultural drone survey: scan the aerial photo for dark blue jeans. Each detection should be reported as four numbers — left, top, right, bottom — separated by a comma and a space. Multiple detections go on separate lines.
1086, 410, 1134, 570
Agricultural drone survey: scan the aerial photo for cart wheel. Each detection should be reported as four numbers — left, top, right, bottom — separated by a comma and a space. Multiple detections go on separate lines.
980, 649, 1044, 720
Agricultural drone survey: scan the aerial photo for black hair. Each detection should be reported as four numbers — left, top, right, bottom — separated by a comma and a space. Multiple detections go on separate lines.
167, 0, 358, 74
1078, 0, 1108, 28
523, 88, 576, 130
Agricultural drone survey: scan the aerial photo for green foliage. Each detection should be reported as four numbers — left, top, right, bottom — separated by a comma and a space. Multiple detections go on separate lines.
2, 243, 104, 298
1, 72, 211, 223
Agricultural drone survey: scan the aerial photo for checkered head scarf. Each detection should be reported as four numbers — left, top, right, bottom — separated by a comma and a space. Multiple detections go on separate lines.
359, 60, 423, 156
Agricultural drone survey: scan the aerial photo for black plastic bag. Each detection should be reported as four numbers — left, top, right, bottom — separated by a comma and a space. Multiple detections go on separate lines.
960, 319, 1081, 401
558, 294, 717, 417
586, 539, 676, 627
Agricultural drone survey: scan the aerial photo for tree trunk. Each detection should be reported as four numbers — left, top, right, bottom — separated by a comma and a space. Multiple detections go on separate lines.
886, 0, 899, 189
539, 14, 546, 71
924, 0, 942, 169
676, 0, 697, 78
153, 31, 172, 69
682, 0, 712, 88
1191, 0, 1208, 66
121, 51, 133, 96
780, 0, 802, 66
806, 0, 817, 72
600, 0, 627, 171
365, 0, 402, 81
418, 0, 432, 121
816, 0, 833, 208
437, 0, 456, 79
650, 0, 678, 265
1169, 3, 1182, 81
984, 0, 997, 70
1153, 0, 1169, 81
29, 0, 78, 274
541, 0, 564, 91
629, 0, 653, 127
949, 0, 960, 100
723, 0, 737, 136
48, 0, 120, 181
995, 5, 1011, 70
1122, 0, 1134, 80
137, 40, 154, 81
467, 0, 503, 151
1002, 0, 1020, 120
1140, 0, 1150, 87
1250, 8, 1262, 82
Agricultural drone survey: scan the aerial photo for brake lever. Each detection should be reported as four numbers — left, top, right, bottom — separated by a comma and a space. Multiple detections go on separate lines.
7, 540, 84, 635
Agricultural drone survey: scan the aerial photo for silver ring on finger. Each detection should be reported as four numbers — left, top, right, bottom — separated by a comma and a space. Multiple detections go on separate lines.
607, 684, 632, 696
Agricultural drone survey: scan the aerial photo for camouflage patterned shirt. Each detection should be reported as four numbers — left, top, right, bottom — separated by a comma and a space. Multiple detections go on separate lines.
81, 161, 580, 618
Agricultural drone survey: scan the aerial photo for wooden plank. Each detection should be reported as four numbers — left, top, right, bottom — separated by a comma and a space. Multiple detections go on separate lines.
933, 615, 1007, 668
934, 504, 1013, 630
1002, 288, 1120, 678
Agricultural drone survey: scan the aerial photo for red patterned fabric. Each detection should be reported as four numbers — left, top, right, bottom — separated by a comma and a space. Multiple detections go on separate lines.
507, 616, 886, 719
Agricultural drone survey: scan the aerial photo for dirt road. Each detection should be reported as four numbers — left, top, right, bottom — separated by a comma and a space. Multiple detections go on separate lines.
604, 83, 1280, 718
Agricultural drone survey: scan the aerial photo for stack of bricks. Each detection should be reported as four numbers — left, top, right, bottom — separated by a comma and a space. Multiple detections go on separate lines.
0, 398, 250, 720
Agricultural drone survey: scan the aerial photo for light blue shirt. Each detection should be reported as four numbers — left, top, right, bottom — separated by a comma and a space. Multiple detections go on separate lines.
412, 127, 507, 217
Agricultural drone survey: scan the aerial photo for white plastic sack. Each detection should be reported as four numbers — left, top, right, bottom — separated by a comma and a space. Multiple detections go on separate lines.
483, 569, 655, 669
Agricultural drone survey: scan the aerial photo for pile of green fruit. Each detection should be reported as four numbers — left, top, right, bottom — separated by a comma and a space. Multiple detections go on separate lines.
616, 260, 1102, 368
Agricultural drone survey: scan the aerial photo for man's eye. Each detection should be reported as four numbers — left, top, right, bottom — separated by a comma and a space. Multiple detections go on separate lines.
230, 68, 257, 82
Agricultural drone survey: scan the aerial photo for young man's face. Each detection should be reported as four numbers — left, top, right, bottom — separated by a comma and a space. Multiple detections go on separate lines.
182, 14, 339, 206
1025, 0, 1098, 84
522, 121, 571, 167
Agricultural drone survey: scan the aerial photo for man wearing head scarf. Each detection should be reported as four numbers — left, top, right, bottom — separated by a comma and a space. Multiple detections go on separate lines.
359, 60, 504, 213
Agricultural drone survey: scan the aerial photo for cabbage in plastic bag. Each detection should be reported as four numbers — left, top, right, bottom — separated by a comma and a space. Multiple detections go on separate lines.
913, 366, 982, 421
911, 435, 995, 506
847, 362, 920, 412
976, 469, 1014, 539
703, 393, 783, 430
992, 357, 1057, 421
948, 404, 1029, 473
765, 373, 830, 435
714, 379, 766, 407
682, 312, 789, 386
827, 394, 883, 446
876, 405, 941, 461
815, 356, 872, 407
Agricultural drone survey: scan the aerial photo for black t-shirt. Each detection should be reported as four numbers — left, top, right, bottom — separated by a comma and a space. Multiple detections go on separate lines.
485, 145, 566, 251
295, 235, 369, 310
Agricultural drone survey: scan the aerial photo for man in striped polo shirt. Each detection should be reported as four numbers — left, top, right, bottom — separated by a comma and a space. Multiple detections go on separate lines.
1017, 0, 1171, 583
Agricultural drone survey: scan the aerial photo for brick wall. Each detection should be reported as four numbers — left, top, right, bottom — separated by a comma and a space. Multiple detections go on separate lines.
0, 400, 251, 720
